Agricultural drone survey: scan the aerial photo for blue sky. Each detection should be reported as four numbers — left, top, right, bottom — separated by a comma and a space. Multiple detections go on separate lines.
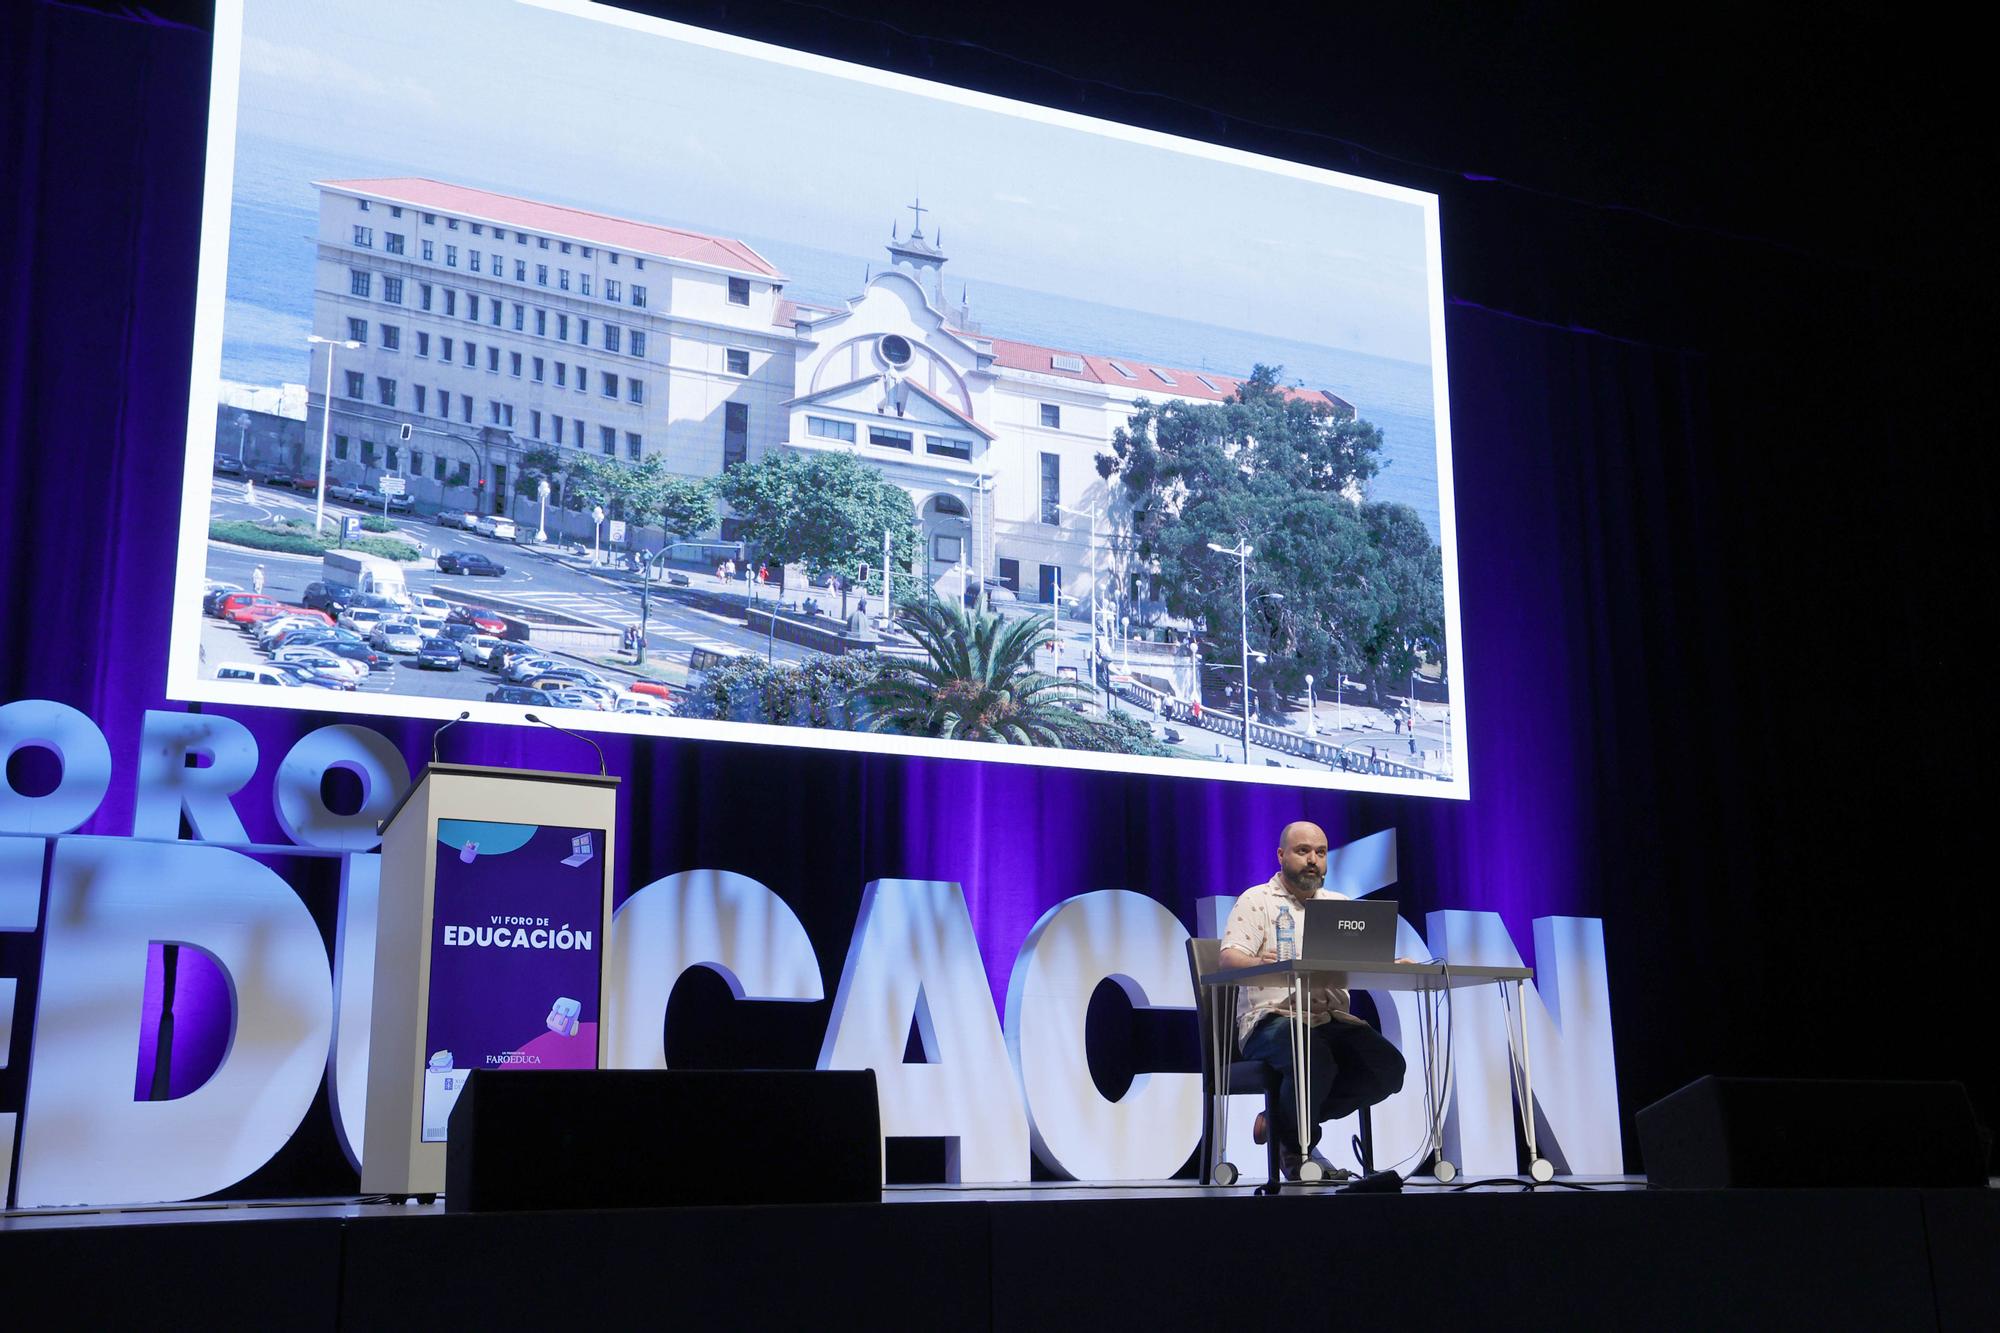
232, 0, 1438, 363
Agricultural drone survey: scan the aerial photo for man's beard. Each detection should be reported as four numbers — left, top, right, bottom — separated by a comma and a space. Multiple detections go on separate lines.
1284, 868, 1323, 893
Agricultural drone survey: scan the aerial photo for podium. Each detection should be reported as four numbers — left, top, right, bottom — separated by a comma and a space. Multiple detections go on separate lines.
361, 763, 619, 1198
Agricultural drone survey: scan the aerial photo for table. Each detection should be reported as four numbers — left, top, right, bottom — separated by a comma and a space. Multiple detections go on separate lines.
1197, 958, 1545, 1185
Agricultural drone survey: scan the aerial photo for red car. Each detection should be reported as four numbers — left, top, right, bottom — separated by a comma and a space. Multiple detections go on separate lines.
216, 592, 281, 624
239, 603, 333, 628
446, 606, 508, 635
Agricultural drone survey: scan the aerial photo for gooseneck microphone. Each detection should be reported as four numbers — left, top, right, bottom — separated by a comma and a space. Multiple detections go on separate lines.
523, 712, 607, 776
432, 710, 472, 765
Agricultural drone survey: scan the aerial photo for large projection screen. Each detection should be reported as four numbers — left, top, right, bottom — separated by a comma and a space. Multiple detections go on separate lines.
170, 0, 1466, 796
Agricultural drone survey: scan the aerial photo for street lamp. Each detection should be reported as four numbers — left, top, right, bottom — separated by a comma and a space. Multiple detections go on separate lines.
1305, 673, 1316, 738
1208, 540, 1256, 765
307, 335, 362, 534
536, 478, 550, 544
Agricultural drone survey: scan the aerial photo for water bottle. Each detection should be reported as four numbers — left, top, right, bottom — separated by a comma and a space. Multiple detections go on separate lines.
1276, 905, 1296, 961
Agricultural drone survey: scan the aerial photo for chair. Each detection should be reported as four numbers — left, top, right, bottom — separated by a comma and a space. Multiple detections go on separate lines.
1186, 937, 1284, 1193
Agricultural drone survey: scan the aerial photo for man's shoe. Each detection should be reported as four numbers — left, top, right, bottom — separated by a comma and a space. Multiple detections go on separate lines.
1308, 1148, 1357, 1182
1252, 1111, 1268, 1146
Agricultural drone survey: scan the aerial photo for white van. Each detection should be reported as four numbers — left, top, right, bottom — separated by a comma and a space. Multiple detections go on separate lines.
214, 663, 302, 687
473, 515, 517, 541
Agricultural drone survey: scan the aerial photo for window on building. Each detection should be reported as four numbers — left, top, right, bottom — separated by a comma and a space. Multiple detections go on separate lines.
380, 325, 400, 351
433, 456, 447, 481
571, 417, 583, 446
349, 270, 371, 298
998, 558, 1021, 592
538, 236, 549, 249
925, 434, 972, 461
574, 362, 587, 391
445, 245, 458, 268
634, 257, 645, 270
532, 357, 544, 382
436, 386, 448, 417
414, 385, 426, 414
580, 274, 592, 297
933, 534, 962, 563
1040, 453, 1060, 524
600, 425, 616, 455
578, 318, 589, 346
487, 346, 500, 373
344, 370, 364, 398
536, 264, 548, 286
490, 401, 503, 425
386, 445, 399, 471
806, 416, 855, 442
461, 394, 473, 423
1148, 367, 1176, 385
467, 294, 479, 322
355, 199, 369, 212
723, 401, 748, 469
530, 410, 542, 439
554, 362, 567, 388
491, 252, 501, 275
725, 278, 753, 305
416, 331, 429, 358
515, 259, 527, 281
444, 290, 456, 317
630, 330, 646, 358
510, 352, 522, 377
361, 440, 377, 465
600, 371, 617, 398
353, 225, 373, 247
347, 317, 368, 344
502, 404, 515, 427
382, 276, 403, 304
556, 314, 569, 341
469, 251, 481, 273
422, 239, 435, 262
605, 279, 620, 302
419, 282, 433, 311
378, 377, 397, 407
333, 434, 349, 460
869, 426, 913, 452
534, 308, 547, 337
470, 223, 483, 236
513, 303, 525, 331
627, 377, 643, 404
633, 284, 650, 308
422, 212, 435, 225
446, 218, 459, 230
441, 336, 454, 361
463, 341, 475, 367
409, 450, 422, 473
725, 348, 750, 375
559, 269, 570, 291
604, 324, 621, 354
626, 431, 641, 460
1039, 403, 1061, 429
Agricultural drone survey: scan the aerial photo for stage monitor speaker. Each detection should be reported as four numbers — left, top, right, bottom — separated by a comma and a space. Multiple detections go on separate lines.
1637, 1075, 1988, 1189
445, 1069, 881, 1212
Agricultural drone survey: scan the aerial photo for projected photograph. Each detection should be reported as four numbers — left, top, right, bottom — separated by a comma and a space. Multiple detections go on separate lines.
170, 0, 1464, 794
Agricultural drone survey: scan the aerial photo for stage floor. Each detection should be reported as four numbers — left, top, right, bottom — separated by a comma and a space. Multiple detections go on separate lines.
2, 1178, 1993, 1331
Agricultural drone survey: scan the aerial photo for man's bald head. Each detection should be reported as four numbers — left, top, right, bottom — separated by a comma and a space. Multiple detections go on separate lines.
1276, 822, 1329, 895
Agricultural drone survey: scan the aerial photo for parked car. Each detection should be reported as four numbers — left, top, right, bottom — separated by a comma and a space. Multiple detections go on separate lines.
414, 637, 462, 671
447, 605, 509, 634
435, 508, 470, 528
213, 662, 305, 687
337, 607, 387, 635
269, 647, 368, 682
239, 604, 331, 631
413, 613, 448, 638
615, 695, 672, 717
472, 515, 517, 541
202, 583, 244, 616
543, 688, 606, 711
255, 615, 329, 647
213, 456, 245, 476
369, 621, 425, 654
437, 551, 506, 577
301, 580, 359, 614
410, 593, 452, 619
457, 633, 501, 664
381, 492, 413, 513
215, 592, 281, 624
485, 685, 554, 706
503, 655, 564, 683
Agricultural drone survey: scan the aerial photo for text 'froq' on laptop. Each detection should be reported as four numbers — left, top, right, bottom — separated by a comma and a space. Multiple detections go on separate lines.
1297, 898, 1400, 964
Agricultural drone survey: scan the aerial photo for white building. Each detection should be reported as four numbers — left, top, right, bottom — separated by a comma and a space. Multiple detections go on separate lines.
306, 182, 1353, 613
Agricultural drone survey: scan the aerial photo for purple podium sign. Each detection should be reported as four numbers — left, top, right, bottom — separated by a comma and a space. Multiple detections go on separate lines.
421, 819, 605, 1141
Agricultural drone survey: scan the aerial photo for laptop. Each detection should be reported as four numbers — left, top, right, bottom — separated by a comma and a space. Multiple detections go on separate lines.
1298, 898, 1399, 964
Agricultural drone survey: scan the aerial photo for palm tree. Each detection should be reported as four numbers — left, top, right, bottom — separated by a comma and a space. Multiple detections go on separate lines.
859, 597, 1094, 745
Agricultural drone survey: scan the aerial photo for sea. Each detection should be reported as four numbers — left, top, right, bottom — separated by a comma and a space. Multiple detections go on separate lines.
220, 135, 1444, 537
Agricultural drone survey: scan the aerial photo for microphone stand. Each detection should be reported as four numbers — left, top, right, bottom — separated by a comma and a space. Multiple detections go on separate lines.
523, 712, 607, 776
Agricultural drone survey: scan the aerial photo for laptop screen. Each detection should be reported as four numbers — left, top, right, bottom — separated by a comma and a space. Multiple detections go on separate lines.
1298, 898, 1399, 963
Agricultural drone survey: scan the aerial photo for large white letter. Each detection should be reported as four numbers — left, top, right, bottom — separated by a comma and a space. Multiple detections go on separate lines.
817, 879, 1028, 1183
274, 725, 408, 850
133, 709, 258, 842
327, 851, 380, 1170
0, 700, 110, 835
16, 838, 334, 1205
1, 832, 43, 931
1429, 910, 1622, 1174
1004, 890, 1200, 1180
604, 869, 823, 1070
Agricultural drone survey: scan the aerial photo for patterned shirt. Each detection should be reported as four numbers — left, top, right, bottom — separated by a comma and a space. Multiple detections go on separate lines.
1219, 872, 1365, 1044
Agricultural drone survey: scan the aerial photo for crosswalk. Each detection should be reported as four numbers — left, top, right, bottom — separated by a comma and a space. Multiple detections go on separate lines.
504, 589, 743, 658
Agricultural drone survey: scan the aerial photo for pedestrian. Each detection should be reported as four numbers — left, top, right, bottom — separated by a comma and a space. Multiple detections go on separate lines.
1408, 734, 1417, 756
251, 564, 265, 595
759, 563, 769, 584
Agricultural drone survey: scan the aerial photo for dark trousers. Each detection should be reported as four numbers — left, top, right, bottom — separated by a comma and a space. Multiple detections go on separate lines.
1239, 1015, 1407, 1154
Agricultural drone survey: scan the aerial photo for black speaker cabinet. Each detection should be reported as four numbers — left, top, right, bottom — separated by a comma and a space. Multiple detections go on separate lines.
1637, 1075, 1988, 1188
445, 1069, 881, 1212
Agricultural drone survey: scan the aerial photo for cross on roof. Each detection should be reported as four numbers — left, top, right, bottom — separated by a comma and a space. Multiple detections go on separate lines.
907, 196, 927, 238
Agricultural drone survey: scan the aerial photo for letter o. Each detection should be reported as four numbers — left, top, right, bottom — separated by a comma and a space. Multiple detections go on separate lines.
274, 725, 409, 850
0, 700, 112, 834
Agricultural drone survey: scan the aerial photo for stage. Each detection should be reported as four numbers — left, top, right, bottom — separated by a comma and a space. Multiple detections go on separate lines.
3, 1180, 1995, 1330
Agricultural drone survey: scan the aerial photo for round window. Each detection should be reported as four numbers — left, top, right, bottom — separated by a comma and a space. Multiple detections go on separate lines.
879, 334, 913, 368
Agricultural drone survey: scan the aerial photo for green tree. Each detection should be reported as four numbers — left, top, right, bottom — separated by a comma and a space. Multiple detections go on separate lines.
678, 652, 885, 728
568, 455, 714, 546
715, 451, 921, 608
859, 598, 1094, 744
1096, 363, 1441, 713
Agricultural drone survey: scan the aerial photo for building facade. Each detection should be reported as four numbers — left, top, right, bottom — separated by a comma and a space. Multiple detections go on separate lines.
304, 181, 1354, 617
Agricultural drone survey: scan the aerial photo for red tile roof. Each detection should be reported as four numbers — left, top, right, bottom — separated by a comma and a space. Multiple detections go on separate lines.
316, 178, 782, 278
981, 334, 1345, 408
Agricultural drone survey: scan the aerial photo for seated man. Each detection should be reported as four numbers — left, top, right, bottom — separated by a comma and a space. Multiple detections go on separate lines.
1219, 820, 1407, 1180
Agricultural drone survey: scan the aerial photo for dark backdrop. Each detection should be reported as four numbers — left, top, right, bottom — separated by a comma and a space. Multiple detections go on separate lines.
1, 0, 1992, 1185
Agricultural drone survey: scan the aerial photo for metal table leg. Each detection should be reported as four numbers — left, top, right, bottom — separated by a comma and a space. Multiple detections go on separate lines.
1517, 977, 1553, 1182
1292, 972, 1322, 1183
